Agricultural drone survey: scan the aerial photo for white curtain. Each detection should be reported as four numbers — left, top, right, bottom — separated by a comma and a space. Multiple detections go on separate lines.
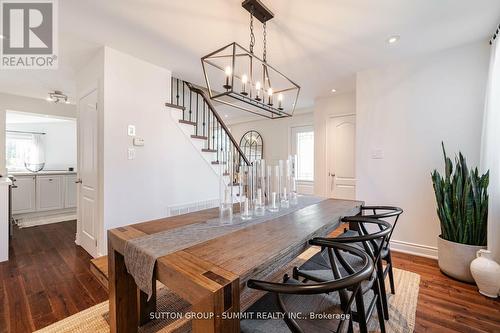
26, 133, 45, 165
481, 37, 500, 262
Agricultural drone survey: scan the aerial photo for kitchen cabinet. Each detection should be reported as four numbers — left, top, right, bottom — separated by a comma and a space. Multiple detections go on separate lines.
36, 175, 64, 211
11, 176, 36, 214
64, 174, 77, 208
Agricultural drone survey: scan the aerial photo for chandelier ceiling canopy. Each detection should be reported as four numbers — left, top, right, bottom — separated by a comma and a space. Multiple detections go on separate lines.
201, 0, 300, 119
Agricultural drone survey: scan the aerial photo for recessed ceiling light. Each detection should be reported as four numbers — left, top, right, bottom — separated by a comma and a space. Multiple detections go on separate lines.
387, 35, 400, 44
331, 89, 337, 93
0, 35, 4, 40
224, 114, 228, 118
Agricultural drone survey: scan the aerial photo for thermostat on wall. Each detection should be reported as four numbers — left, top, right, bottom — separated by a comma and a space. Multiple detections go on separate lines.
133, 137, 145, 146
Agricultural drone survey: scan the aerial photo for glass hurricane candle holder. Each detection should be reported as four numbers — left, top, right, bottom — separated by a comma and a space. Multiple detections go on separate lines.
268, 165, 280, 212
219, 160, 233, 222
240, 165, 253, 220
289, 155, 298, 205
254, 160, 266, 216
279, 160, 290, 208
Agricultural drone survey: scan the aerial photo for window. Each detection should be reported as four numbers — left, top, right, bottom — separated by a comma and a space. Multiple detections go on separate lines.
6, 132, 45, 171
291, 126, 314, 182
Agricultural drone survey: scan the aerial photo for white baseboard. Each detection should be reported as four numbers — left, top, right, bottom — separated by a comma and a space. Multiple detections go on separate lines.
16, 213, 77, 228
390, 239, 438, 259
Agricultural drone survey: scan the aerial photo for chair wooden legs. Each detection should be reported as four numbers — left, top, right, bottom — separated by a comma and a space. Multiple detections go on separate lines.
374, 279, 387, 333
386, 251, 396, 295
354, 290, 368, 333
376, 258, 390, 320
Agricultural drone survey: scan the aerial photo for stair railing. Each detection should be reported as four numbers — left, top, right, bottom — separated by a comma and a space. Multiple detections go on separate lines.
168, 77, 251, 180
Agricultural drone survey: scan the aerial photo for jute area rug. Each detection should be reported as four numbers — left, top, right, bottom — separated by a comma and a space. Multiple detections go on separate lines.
36, 253, 420, 333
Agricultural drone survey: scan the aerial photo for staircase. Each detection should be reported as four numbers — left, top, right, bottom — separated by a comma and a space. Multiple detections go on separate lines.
166, 77, 250, 179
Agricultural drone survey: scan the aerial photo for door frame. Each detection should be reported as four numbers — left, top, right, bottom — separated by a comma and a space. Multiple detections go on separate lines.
326, 113, 356, 198
76, 86, 102, 258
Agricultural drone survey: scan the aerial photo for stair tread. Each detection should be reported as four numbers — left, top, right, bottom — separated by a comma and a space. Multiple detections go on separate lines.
179, 119, 196, 126
202, 148, 217, 153
165, 102, 185, 110
191, 135, 208, 140
211, 161, 227, 165
90, 256, 108, 290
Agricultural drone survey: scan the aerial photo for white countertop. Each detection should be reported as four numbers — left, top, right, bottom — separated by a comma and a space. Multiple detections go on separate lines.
9, 170, 77, 176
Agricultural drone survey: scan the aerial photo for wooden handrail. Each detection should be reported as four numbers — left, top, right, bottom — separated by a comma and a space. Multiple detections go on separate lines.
185, 82, 250, 166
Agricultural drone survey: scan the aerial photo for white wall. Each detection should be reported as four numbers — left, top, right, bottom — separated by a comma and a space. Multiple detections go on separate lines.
229, 111, 314, 166
0, 93, 76, 176
97, 47, 218, 254
313, 93, 356, 197
6, 121, 77, 171
356, 41, 489, 257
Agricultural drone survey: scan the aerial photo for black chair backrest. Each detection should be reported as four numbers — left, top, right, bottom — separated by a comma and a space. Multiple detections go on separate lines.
322, 216, 392, 265
247, 242, 374, 333
361, 205, 403, 247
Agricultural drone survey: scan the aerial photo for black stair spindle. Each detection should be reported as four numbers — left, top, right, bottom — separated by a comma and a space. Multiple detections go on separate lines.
176, 78, 179, 106
212, 113, 215, 151
182, 81, 185, 120
196, 93, 199, 136
189, 90, 192, 122
202, 102, 206, 137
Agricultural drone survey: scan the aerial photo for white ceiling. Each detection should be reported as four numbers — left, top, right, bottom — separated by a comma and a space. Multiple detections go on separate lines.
0, 0, 499, 110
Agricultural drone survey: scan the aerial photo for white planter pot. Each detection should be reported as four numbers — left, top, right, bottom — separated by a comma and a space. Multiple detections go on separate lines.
437, 236, 486, 283
470, 249, 500, 298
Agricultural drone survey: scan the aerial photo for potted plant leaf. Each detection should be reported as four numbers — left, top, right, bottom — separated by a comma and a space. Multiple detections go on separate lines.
431, 143, 489, 283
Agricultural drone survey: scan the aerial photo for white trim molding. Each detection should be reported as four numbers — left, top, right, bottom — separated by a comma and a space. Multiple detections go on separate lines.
390, 239, 438, 259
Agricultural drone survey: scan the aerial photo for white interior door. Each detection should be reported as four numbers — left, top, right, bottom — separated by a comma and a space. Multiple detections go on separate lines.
327, 115, 356, 199
77, 90, 99, 257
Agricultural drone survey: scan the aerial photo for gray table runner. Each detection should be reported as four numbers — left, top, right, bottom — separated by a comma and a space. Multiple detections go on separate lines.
124, 196, 326, 299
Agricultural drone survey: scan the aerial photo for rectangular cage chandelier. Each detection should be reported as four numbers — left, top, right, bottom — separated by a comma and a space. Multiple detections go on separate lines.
201, 0, 300, 119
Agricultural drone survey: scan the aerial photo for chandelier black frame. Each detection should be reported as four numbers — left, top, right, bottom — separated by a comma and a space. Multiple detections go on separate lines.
201, 0, 300, 119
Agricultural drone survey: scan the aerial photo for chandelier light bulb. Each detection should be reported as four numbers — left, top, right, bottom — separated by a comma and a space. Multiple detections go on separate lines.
278, 94, 284, 110
267, 88, 273, 106
223, 66, 232, 90
241, 74, 248, 95
255, 81, 262, 101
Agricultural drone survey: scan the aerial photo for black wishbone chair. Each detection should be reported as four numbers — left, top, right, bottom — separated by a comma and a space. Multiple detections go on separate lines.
241, 242, 374, 333
293, 217, 392, 332
341, 206, 403, 296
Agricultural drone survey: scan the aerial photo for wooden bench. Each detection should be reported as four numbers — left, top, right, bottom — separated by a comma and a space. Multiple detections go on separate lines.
90, 256, 109, 291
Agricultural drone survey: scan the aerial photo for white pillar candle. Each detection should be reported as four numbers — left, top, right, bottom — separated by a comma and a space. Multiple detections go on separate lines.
257, 188, 262, 205
271, 192, 277, 207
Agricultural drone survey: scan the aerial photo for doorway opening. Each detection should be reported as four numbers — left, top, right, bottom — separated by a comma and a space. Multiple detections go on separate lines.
6, 110, 78, 228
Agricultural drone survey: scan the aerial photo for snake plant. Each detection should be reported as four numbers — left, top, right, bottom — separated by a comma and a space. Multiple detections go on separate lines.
431, 143, 489, 246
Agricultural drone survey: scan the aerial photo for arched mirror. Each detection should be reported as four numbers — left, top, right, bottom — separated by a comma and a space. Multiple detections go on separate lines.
240, 130, 263, 162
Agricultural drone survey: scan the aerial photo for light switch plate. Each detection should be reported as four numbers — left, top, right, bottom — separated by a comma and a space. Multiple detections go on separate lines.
133, 137, 145, 146
127, 148, 136, 160
127, 125, 136, 136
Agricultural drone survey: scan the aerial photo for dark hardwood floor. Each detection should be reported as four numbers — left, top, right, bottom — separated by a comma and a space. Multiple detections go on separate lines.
0, 221, 107, 333
0, 221, 499, 332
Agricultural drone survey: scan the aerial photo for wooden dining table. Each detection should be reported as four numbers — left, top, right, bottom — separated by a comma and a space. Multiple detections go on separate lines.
107, 198, 362, 333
